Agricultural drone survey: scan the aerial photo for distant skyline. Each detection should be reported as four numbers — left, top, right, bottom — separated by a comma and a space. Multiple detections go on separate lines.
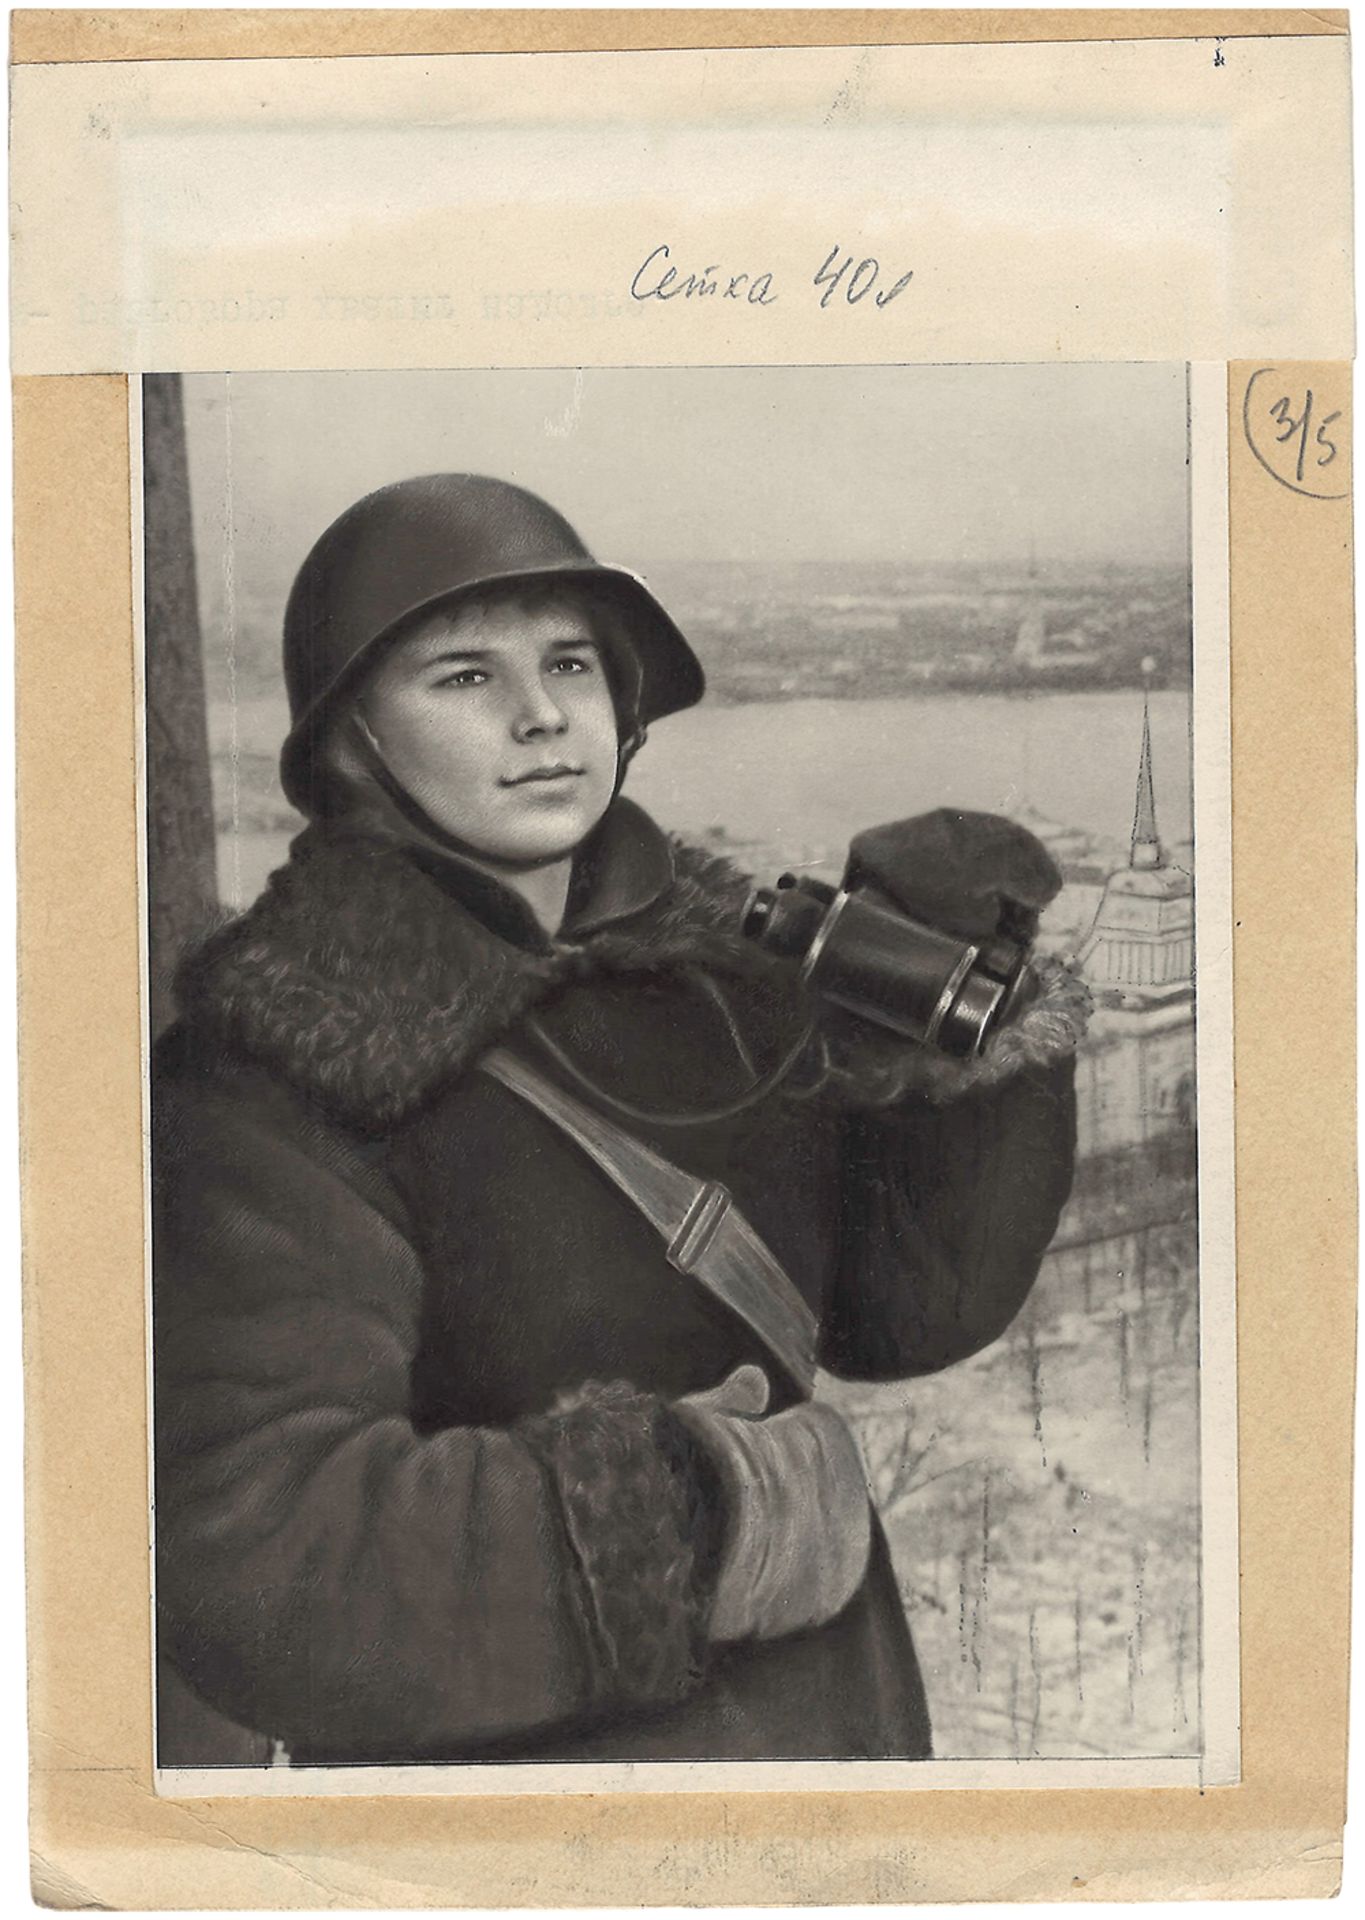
183, 366, 1189, 613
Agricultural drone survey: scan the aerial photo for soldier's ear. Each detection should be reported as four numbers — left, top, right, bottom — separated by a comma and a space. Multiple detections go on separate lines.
617, 722, 649, 771
326, 710, 371, 781
304, 708, 377, 819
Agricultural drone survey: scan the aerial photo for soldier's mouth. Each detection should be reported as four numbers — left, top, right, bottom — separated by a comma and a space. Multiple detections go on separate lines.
500, 765, 584, 786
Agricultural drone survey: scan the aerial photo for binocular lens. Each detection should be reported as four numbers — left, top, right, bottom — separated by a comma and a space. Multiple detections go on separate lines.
743, 877, 1029, 1059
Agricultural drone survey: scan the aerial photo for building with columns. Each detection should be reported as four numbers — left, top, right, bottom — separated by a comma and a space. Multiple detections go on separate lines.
1015, 704, 1198, 1341
1074, 702, 1196, 1160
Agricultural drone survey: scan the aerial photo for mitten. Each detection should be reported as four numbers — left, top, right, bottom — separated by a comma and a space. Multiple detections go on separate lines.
672, 1366, 872, 1643
847, 808, 1063, 943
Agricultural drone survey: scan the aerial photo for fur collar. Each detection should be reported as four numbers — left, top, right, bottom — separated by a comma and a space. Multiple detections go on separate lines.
174, 797, 1092, 1133
174, 800, 760, 1133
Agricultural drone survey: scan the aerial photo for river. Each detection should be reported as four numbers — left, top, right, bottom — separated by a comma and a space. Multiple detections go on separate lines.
215, 687, 1197, 909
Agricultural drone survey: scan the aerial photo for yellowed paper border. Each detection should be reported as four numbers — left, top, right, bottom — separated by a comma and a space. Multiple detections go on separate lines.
8, 7, 1350, 65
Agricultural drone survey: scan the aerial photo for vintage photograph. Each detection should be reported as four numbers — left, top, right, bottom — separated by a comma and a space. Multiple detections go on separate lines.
144, 364, 1220, 1783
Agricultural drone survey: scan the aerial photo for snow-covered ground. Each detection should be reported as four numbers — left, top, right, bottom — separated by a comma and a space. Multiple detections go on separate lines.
827, 1220, 1200, 1760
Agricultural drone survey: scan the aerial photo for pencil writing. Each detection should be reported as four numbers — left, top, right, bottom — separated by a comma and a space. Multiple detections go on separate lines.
629, 242, 914, 311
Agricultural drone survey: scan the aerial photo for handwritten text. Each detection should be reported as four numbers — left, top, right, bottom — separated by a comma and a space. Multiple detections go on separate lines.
629, 242, 913, 313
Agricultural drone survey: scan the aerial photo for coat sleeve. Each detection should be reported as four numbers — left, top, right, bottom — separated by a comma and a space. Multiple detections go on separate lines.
820, 1055, 1078, 1382
152, 1050, 718, 1764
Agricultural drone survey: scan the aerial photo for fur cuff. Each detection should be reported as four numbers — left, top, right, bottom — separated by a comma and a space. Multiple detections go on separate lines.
517, 1381, 717, 1713
822, 955, 1093, 1109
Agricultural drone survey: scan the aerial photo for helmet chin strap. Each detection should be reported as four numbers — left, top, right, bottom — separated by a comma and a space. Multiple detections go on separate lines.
343, 710, 627, 874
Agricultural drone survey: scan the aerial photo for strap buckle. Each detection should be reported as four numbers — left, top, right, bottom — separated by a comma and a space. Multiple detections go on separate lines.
668, 1181, 733, 1275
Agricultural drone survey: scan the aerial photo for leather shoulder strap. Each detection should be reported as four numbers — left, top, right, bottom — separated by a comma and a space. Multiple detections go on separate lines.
479, 1047, 818, 1396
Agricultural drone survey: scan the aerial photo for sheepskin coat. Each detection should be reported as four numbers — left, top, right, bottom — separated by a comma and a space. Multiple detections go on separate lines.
152, 796, 1078, 1767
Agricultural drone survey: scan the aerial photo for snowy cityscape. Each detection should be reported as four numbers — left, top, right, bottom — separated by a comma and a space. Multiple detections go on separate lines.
640, 556, 1192, 700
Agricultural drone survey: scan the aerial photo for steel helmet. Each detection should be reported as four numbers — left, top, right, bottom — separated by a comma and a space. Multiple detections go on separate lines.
279, 472, 705, 814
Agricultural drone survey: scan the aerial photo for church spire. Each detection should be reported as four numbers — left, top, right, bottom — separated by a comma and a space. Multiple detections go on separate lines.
1130, 695, 1162, 870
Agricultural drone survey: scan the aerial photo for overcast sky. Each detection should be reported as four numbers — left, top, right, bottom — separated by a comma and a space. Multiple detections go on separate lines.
183, 365, 1188, 598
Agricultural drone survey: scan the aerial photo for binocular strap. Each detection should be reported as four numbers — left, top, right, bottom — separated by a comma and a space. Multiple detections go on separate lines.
478, 1047, 819, 1397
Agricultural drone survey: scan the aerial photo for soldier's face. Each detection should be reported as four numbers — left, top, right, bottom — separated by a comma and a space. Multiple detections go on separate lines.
357, 593, 621, 865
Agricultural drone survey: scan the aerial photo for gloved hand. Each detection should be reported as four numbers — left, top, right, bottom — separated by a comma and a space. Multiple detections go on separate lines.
847, 808, 1063, 944
673, 1366, 872, 1643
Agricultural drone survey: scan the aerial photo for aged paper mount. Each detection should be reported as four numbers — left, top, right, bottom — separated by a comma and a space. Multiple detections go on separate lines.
13, 11, 1354, 1907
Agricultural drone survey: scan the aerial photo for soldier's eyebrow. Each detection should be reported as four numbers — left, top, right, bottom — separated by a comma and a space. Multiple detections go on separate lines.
418, 635, 601, 668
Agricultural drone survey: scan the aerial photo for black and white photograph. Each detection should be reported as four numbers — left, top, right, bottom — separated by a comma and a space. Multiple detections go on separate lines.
143, 363, 1235, 1790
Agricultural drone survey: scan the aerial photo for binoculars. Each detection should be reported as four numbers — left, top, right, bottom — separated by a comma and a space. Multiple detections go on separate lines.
741, 867, 1037, 1061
